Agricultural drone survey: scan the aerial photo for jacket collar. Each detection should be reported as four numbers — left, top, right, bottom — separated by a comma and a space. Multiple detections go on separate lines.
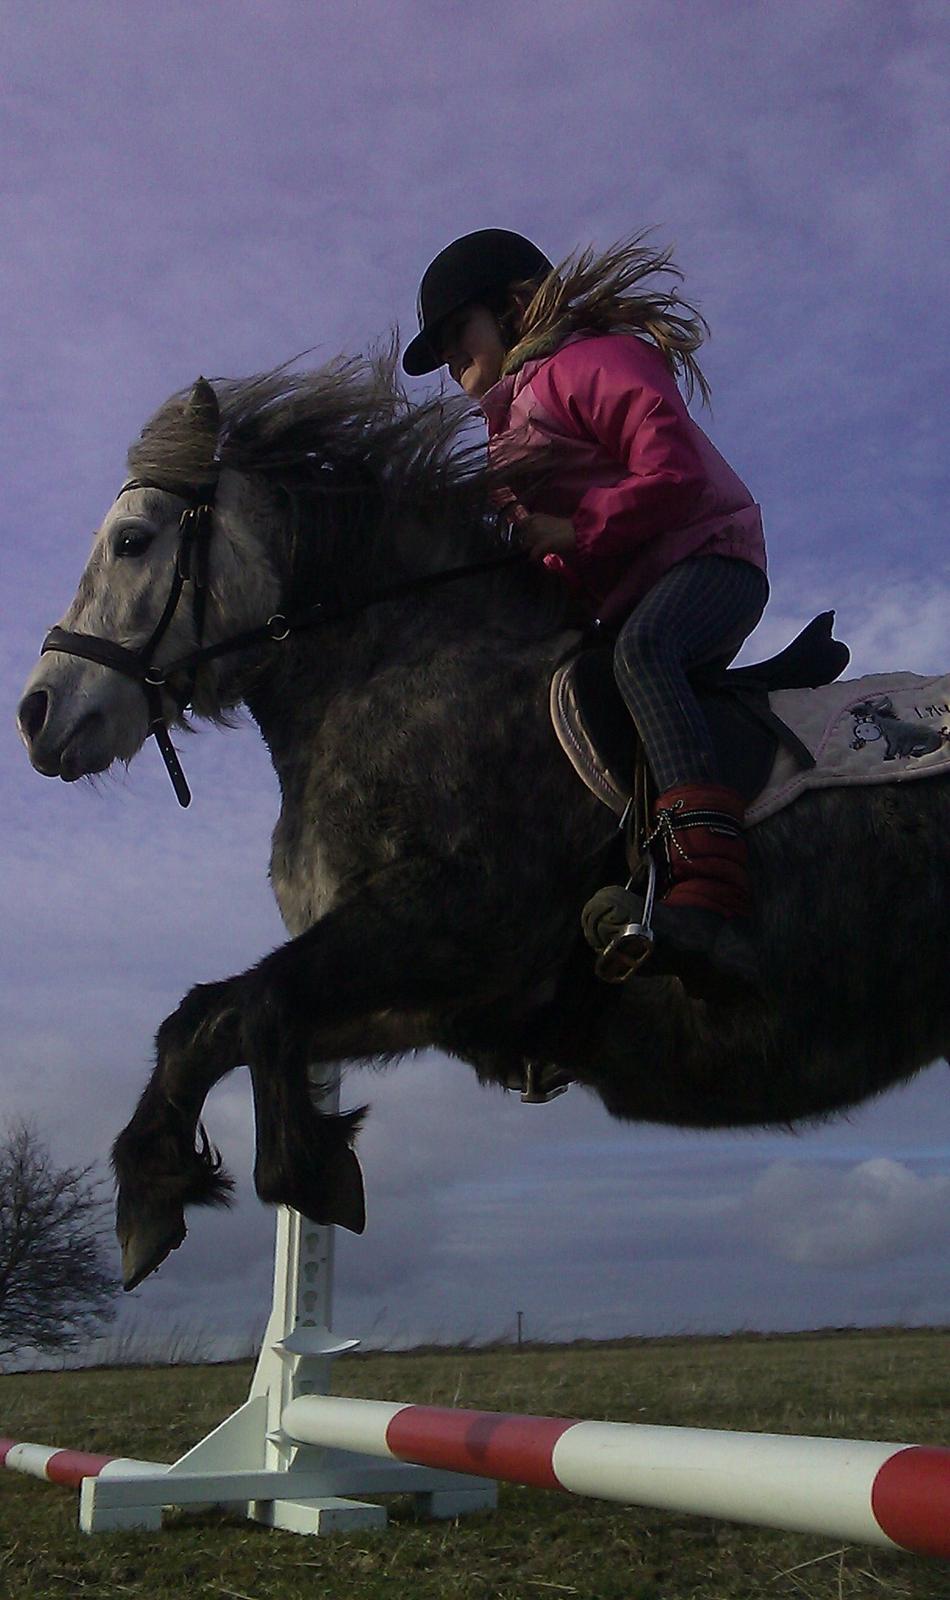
480, 329, 594, 434
479, 371, 519, 434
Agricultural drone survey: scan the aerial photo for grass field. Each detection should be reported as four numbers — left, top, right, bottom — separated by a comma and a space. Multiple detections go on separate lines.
1, 1327, 948, 1599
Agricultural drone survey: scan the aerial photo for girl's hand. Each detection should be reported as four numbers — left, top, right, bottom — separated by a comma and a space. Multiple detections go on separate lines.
519, 513, 576, 558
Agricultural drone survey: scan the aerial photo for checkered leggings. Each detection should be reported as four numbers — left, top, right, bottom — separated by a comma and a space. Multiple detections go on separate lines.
613, 556, 769, 792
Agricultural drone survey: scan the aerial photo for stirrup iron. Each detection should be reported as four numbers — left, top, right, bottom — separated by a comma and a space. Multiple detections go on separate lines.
520, 1062, 572, 1103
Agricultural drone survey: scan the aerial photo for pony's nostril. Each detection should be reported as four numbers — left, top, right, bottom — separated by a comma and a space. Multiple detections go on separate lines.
17, 688, 50, 747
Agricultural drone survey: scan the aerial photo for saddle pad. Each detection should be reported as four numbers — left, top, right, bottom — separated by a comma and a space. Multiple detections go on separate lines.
746, 671, 950, 825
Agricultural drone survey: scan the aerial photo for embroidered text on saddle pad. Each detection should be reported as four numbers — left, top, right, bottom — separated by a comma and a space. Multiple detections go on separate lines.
746, 671, 950, 826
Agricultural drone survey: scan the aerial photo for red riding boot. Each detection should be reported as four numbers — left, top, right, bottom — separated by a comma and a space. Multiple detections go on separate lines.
582, 784, 758, 984
647, 783, 757, 980
654, 783, 750, 914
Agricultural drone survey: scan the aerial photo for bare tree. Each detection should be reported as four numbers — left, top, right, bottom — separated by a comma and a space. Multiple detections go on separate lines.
0, 1121, 117, 1366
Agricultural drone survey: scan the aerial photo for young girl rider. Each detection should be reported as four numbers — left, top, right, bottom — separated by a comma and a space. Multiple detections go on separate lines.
403, 228, 769, 982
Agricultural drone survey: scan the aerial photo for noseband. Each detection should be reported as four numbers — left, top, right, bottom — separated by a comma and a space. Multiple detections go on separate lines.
40, 477, 528, 808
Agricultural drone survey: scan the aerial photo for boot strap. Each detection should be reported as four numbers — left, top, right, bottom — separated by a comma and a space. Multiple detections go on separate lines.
665, 804, 743, 839
646, 800, 744, 874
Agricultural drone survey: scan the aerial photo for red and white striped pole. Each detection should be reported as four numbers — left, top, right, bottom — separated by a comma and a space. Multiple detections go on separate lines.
0, 1437, 165, 1490
282, 1397, 950, 1560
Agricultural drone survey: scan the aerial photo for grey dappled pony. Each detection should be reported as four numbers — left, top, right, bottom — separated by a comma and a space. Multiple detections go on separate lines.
18, 360, 950, 1291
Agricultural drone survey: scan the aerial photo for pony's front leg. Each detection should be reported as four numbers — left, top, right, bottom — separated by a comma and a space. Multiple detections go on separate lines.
238, 862, 527, 1228
113, 978, 245, 1289
112, 966, 412, 1289
114, 861, 527, 1288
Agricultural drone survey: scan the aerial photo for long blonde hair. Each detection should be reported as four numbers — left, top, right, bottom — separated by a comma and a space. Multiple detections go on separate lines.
499, 232, 711, 406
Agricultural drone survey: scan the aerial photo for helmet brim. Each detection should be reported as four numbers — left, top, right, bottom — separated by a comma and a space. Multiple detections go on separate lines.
401, 328, 443, 377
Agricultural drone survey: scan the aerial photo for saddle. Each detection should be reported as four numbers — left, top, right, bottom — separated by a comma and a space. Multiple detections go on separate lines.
550, 611, 851, 818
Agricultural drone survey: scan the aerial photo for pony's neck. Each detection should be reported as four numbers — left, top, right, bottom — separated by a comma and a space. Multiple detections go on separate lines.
196, 467, 572, 728
278, 474, 499, 615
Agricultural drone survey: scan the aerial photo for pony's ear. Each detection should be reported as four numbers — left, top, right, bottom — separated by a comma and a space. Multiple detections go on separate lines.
185, 376, 220, 446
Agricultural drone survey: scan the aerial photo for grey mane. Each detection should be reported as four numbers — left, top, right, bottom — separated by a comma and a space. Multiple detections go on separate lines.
126, 351, 571, 627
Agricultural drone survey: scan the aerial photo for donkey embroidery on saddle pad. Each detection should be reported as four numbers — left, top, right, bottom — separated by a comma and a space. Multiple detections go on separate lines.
17, 362, 950, 1292
850, 696, 950, 761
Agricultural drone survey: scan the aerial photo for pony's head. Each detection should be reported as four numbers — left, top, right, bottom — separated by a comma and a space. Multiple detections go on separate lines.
18, 354, 564, 799
17, 378, 280, 789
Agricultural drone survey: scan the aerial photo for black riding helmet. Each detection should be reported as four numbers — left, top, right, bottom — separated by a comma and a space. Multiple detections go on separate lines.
402, 229, 554, 377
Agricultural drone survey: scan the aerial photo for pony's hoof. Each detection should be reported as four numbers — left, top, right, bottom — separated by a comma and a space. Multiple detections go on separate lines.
254, 1140, 367, 1235
290, 1146, 367, 1235
118, 1206, 187, 1291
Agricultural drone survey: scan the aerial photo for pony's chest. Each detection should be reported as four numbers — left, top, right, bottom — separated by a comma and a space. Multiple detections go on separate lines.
259, 641, 560, 936
268, 800, 344, 937
266, 750, 397, 937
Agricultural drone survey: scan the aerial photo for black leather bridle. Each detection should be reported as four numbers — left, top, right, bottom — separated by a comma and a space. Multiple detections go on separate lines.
41, 476, 526, 808
42, 480, 217, 806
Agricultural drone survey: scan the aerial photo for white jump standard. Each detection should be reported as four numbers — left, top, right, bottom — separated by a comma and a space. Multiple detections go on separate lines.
76, 1075, 497, 1536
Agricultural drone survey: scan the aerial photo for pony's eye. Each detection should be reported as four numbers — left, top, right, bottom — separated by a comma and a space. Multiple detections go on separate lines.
114, 529, 154, 559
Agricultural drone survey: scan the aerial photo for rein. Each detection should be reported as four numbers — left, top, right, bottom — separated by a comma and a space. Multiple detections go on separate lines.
41, 478, 528, 808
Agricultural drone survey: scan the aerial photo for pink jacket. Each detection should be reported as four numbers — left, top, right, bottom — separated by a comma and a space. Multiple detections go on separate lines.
481, 331, 766, 623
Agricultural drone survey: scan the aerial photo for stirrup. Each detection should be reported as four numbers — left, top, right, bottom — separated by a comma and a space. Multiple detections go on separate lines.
520, 1062, 572, 1103
595, 921, 654, 982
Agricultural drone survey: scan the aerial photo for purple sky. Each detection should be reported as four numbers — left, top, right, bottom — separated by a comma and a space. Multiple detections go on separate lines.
3, 2, 949, 1356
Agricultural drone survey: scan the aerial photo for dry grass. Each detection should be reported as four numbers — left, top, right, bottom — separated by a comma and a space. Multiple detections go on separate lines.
1, 1327, 948, 1599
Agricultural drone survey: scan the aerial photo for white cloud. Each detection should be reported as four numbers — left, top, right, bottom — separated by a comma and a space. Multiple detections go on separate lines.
749, 1157, 950, 1268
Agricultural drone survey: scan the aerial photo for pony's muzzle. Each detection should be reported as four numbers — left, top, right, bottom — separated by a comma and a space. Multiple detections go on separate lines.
17, 687, 50, 754
19, 653, 148, 780
18, 678, 110, 781
15, 685, 79, 777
